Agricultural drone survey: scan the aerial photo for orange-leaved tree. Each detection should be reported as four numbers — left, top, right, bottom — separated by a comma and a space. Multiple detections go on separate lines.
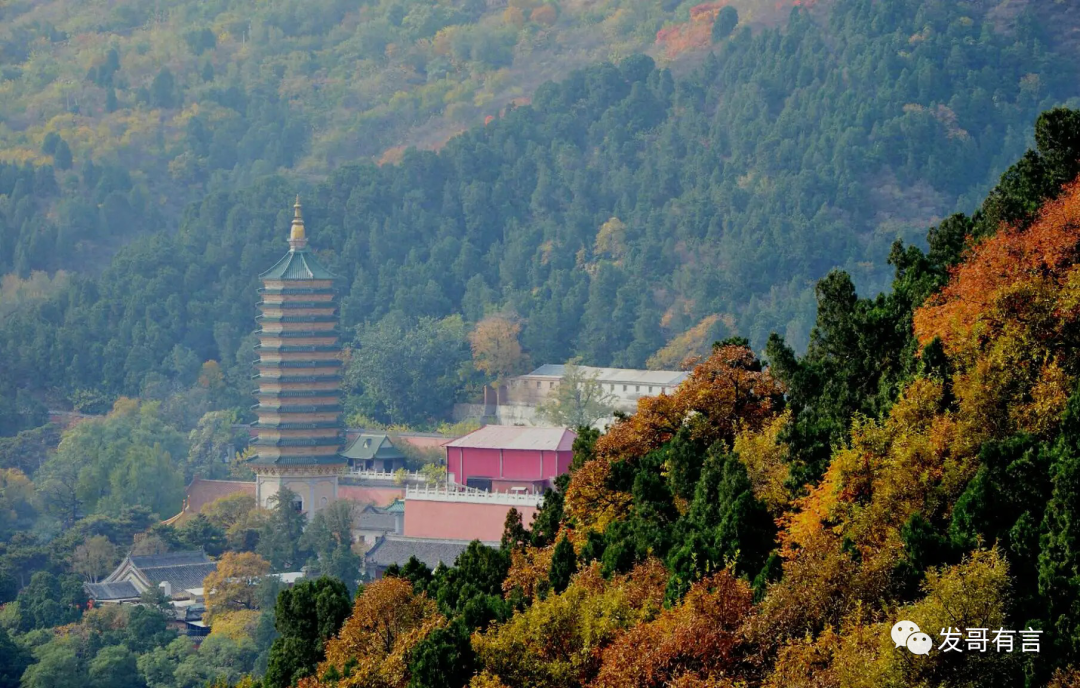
914, 179, 1080, 442
753, 377, 964, 649
588, 569, 754, 688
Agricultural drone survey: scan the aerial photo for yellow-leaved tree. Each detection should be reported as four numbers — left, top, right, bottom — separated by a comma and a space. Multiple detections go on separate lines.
203, 552, 270, 624
478, 560, 668, 687
765, 549, 1014, 688
469, 315, 527, 405
299, 577, 445, 688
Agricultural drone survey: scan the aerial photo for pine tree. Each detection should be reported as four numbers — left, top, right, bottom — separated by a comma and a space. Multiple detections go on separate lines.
501, 508, 530, 551
264, 577, 351, 688
548, 534, 577, 594
712, 6, 738, 42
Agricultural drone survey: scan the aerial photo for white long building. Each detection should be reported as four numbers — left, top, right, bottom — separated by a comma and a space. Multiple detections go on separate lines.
505, 364, 688, 412
454, 364, 689, 429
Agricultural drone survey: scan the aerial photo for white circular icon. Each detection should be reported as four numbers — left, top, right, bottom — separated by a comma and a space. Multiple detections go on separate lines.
906, 632, 933, 655
891, 620, 921, 648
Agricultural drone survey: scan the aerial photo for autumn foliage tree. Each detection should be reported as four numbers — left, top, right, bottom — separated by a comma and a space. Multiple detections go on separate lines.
590, 569, 754, 688
475, 560, 668, 688
300, 577, 445, 688
469, 316, 527, 405
203, 552, 271, 623
915, 179, 1080, 443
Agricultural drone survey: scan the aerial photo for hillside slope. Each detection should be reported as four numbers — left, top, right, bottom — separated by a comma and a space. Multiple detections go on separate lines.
0, 0, 797, 278
2, 0, 1080, 433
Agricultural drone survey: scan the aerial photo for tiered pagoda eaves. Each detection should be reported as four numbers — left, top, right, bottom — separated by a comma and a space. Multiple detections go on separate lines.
250, 197, 345, 517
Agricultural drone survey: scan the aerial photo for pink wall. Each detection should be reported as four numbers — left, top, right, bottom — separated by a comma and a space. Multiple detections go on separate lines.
405, 500, 540, 542
500, 449, 542, 479
338, 485, 404, 507
447, 447, 574, 485
557, 452, 572, 475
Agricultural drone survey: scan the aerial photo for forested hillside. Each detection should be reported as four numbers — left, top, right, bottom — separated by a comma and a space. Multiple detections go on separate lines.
3, 0, 1080, 435
0, 0, 773, 277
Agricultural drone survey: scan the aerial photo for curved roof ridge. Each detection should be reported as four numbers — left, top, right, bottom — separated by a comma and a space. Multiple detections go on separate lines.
259, 249, 339, 281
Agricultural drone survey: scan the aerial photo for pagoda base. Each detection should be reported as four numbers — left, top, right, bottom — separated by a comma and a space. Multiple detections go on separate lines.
253, 464, 345, 519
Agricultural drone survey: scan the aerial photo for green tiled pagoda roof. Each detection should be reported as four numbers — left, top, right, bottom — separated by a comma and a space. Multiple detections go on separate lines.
256, 330, 339, 338
257, 315, 339, 323
259, 287, 336, 295
252, 404, 342, 413
252, 375, 343, 383
252, 421, 342, 430
257, 301, 337, 309
259, 248, 339, 281
256, 389, 339, 398
253, 344, 342, 353
256, 360, 341, 368
248, 454, 346, 467
253, 437, 344, 447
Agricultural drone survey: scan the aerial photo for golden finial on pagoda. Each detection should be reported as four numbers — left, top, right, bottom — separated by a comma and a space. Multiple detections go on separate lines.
288, 195, 307, 249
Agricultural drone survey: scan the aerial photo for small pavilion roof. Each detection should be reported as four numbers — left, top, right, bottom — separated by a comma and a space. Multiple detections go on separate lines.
342, 433, 406, 461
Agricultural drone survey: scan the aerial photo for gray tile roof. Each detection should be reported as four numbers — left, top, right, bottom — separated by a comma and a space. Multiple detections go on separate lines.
85, 581, 141, 601
105, 551, 218, 595
142, 563, 218, 591
445, 425, 576, 451
365, 537, 489, 570
357, 510, 398, 532
129, 551, 211, 568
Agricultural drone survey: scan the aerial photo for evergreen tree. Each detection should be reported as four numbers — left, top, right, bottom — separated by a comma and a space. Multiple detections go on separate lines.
548, 534, 577, 594
149, 68, 177, 109
264, 577, 351, 688
500, 508, 529, 551
1039, 391, 1080, 661
256, 488, 310, 572
0, 628, 30, 688
712, 6, 738, 42
407, 620, 476, 688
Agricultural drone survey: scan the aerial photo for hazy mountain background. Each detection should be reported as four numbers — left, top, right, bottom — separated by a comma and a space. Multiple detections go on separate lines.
2, 0, 1080, 432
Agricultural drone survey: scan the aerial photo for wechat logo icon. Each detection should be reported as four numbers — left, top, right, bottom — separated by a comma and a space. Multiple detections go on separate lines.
892, 620, 932, 655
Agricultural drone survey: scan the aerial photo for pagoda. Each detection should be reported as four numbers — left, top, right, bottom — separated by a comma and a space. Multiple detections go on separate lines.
250, 197, 345, 518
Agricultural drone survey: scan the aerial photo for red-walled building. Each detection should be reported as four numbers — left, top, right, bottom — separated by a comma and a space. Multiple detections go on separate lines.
445, 426, 576, 492
403, 487, 541, 541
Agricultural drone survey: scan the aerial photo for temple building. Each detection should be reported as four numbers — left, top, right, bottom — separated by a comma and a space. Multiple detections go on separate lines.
250, 197, 346, 518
